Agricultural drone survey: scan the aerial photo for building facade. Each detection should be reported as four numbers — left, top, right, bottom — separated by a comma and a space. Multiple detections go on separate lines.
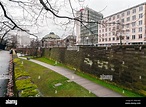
76, 7, 103, 45
42, 32, 60, 48
98, 2, 146, 46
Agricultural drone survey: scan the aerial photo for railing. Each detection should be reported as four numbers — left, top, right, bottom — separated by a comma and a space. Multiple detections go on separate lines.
67, 46, 79, 51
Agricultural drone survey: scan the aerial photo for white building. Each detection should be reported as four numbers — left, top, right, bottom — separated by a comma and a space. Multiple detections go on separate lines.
76, 7, 103, 45
98, 2, 146, 46
16, 30, 32, 48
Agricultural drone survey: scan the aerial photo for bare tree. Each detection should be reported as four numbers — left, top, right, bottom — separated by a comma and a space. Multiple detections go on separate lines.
0, 0, 123, 49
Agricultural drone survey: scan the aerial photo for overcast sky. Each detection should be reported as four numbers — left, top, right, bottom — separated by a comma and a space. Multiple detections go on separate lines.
85, 0, 146, 17
1, 0, 146, 39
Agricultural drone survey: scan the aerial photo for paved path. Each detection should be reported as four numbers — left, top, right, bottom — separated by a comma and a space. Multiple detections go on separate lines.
0, 50, 11, 97
17, 54, 123, 97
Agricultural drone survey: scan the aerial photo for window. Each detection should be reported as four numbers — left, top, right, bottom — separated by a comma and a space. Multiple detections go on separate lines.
127, 36, 129, 40
109, 17, 111, 21
121, 19, 124, 23
127, 11, 130, 15
113, 27, 115, 31
109, 33, 111, 36
122, 25, 124, 29
122, 12, 124, 17
132, 28, 135, 33
132, 15, 136, 20
132, 8, 136, 13
139, 27, 142, 32
113, 16, 115, 20
109, 38, 111, 41
139, 20, 142, 25
113, 37, 115, 41
105, 33, 107, 36
102, 29, 104, 32
139, 34, 142, 39
139, 5, 143, 11
126, 24, 130, 28
132, 22, 136, 27
127, 17, 130, 22
105, 38, 107, 41
117, 37, 119, 40
102, 38, 104, 42
117, 14, 119, 18
109, 28, 111, 31
139, 13, 143, 18
99, 39, 101, 42
132, 35, 135, 39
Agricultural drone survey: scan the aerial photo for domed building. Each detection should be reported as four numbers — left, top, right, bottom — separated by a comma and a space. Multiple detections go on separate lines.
42, 32, 61, 48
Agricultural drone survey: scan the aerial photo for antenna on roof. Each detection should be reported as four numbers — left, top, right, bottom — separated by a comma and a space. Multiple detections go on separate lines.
78, 0, 85, 9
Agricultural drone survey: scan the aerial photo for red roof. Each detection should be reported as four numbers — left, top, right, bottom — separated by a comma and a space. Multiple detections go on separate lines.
80, 9, 84, 12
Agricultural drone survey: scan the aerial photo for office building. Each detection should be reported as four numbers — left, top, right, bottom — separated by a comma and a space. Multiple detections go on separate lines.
76, 7, 103, 45
98, 2, 146, 46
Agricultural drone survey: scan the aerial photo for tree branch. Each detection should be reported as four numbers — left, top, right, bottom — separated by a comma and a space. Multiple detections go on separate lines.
0, 2, 38, 40
39, 0, 100, 24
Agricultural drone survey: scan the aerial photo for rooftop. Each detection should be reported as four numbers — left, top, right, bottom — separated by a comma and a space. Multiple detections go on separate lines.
43, 32, 60, 39
104, 2, 146, 19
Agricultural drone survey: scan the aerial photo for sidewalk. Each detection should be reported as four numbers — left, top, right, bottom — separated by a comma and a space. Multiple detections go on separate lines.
0, 51, 11, 97
17, 54, 123, 97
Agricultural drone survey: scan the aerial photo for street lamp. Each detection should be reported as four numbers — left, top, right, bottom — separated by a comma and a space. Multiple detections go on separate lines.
86, 36, 89, 45
126, 33, 129, 45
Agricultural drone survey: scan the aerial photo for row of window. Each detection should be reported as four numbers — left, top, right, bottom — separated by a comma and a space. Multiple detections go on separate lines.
124, 13, 143, 22
100, 13, 143, 28
106, 5, 143, 21
99, 34, 143, 42
99, 26, 143, 33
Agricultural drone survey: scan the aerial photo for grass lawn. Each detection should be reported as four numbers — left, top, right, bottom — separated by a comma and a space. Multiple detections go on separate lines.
20, 58, 96, 97
34, 57, 143, 97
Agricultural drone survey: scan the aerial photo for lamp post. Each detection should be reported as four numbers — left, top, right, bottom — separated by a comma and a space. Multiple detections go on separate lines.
86, 36, 89, 45
126, 33, 129, 45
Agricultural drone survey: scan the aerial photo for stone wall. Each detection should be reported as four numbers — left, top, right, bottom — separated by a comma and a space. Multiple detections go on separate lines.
43, 45, 146, 96
17, 45, 146, 96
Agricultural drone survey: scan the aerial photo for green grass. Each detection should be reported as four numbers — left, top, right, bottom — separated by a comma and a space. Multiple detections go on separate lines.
14, 58, 40, 97
21, 58, 96, 97
36, 57, 77, 71
76, 72, 143, 97
34, 57, 57, 65
34, 57, 144, 97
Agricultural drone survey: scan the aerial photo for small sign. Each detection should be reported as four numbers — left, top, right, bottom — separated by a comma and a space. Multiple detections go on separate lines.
72, 75, 74, 79
38, 76, 40, 79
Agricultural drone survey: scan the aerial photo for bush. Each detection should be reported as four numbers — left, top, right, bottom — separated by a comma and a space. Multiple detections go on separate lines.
14, 58, 40, 97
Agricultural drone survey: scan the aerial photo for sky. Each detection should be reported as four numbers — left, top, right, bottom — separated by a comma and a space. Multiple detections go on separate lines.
1, 0, 146, 39
85, 0, 146, 17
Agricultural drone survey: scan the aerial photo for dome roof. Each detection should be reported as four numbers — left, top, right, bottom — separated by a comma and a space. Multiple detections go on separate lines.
43, 32, 60, 39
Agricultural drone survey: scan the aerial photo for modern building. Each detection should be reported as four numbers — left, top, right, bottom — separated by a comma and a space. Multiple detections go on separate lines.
16, 30, 32, 48
75, 7, 103, 45
98, 2, 146, 46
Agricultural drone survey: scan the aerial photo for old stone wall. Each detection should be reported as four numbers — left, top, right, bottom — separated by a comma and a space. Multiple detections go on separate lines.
43, 45, 146, 95
17, 45, 146, 95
